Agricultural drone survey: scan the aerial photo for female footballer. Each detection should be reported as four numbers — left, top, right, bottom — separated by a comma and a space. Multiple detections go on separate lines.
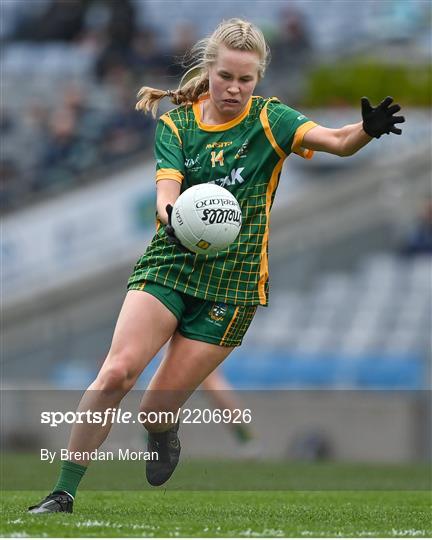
29, 18, 404, 513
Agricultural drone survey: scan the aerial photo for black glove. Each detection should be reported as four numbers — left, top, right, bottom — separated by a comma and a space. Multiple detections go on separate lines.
164, 204, 192, 253
361, 96, 405, 139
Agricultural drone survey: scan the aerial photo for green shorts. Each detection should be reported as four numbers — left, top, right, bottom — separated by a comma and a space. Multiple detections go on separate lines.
128, 281, 257, 347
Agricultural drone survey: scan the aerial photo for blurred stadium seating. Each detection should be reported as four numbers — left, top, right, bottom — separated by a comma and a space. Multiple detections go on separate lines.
224, 252, 429, 389
1, 0, 430, 210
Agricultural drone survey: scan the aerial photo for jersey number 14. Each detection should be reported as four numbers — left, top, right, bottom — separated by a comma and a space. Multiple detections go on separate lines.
211, 150, 224, 168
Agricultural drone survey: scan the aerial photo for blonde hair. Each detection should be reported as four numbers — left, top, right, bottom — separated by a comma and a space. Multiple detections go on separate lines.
136, 18, 270, 117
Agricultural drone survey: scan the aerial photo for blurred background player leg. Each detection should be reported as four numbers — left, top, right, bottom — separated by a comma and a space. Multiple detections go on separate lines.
138, 368, 261, 459
201, 369, 261, 458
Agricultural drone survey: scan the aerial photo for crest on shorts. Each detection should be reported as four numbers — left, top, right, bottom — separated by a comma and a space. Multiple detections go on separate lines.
209, 303, 228, 322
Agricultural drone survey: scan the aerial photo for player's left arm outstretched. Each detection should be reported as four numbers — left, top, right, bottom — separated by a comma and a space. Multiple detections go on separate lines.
303, 96, 405, 157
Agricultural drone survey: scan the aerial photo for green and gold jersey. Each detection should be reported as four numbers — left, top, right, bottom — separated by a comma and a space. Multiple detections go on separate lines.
128, 95, 317, 306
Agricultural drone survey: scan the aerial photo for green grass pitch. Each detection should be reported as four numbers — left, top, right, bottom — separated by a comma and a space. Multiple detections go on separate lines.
1, 458, 430, 537
1, 490, 430, 537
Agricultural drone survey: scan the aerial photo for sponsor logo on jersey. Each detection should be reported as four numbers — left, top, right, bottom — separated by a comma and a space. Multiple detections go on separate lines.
208, 303, 228, 322
235, 139, 249, 159
297, 115, 306, 121
184, 153, 201, 172
206, 141, 233, 149
209, 167, 245, 188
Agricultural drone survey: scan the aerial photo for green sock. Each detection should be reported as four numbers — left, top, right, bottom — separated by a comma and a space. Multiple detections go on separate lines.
233, 424, 253, 443
53, 460, 87, 498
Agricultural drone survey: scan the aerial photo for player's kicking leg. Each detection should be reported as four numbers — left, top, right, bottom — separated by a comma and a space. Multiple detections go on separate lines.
28, 290, 178, 513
